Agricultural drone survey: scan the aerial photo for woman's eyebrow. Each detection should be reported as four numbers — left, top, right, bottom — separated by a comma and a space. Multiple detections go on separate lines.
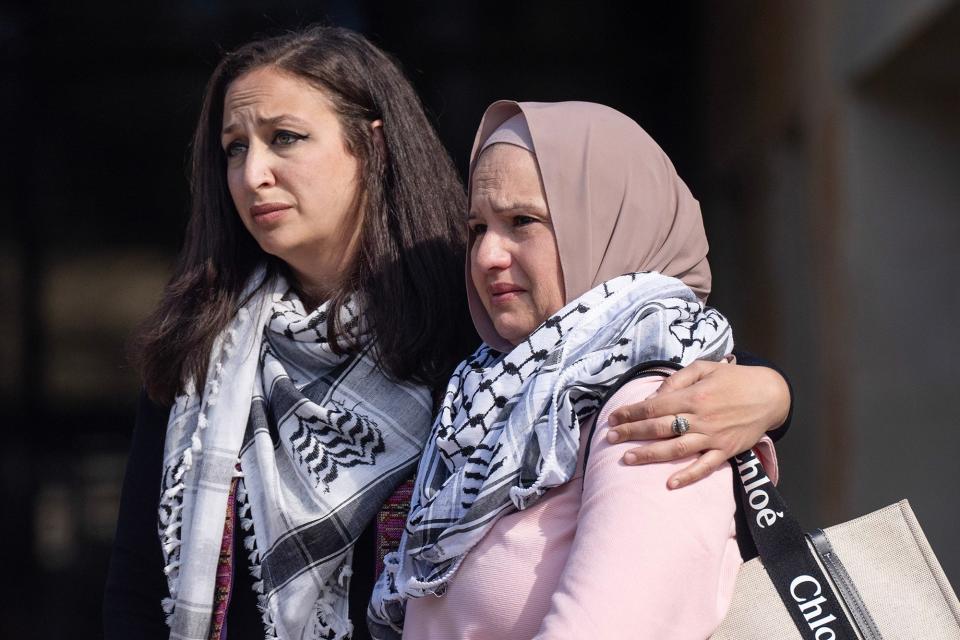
257, 114, 310, 128
221, 114, 309, 136
489, 199, 546, 214
467, 201, 542, 219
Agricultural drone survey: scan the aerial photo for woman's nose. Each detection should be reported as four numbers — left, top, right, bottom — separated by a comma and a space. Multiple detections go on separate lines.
474, 229, 512, 271
242, 144, 276, 191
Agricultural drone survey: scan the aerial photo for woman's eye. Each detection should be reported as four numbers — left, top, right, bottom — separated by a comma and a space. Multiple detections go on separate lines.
273, 130, 307, 146
469, 223, 487, 235
513, 215, 536, 227
225, 140, 247, 158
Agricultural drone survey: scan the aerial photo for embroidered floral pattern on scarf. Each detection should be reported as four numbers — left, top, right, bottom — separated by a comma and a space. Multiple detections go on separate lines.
159, 271, 433, 640
368, 272, 734, 638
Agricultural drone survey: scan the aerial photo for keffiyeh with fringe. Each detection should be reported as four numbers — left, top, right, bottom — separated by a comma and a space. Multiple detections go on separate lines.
158, 270, 433, 640
368, 272, 733, 638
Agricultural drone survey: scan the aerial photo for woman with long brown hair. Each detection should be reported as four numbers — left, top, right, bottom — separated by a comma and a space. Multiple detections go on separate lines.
104, 27, 792, 640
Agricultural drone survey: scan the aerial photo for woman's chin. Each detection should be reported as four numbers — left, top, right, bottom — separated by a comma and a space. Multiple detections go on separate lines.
251, 233, 299, 264
491, 316, 537, 347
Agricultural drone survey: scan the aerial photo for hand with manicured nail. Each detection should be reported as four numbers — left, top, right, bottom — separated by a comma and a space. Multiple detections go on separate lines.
606, 361, 790, 489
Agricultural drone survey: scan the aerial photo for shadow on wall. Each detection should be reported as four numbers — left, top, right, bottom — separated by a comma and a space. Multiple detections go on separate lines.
702, 0, 960, 591
845, 1, 960, 585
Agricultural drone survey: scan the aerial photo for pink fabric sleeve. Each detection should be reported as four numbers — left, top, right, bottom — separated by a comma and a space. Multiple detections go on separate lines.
533, 376, 742, 640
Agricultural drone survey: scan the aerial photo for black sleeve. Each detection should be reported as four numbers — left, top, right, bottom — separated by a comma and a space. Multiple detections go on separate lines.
103, 391, 171, 640
731, 348, 793, 442
348, 519, 377, 640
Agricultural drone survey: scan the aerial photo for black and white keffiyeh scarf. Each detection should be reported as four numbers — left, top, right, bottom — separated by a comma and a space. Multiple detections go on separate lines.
158, 270, 433, 640
368, 272, 733, 638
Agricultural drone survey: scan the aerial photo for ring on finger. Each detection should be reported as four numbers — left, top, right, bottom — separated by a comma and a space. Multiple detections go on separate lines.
671, 415, 690, 436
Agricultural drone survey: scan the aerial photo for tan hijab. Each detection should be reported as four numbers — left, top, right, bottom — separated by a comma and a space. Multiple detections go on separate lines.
467, 100, 712, 351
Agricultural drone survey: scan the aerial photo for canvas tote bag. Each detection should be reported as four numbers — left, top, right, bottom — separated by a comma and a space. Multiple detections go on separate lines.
711, 447, 960, 639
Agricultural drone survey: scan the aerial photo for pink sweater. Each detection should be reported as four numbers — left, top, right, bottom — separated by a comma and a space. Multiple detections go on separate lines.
403, 376, 778, 640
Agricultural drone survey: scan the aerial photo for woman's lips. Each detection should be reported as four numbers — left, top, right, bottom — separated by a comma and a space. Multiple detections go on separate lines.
250, 202, 292, 224
489, 283, 525, 304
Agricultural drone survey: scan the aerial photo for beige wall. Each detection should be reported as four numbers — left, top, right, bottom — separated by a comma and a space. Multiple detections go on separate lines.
704, 0, 960, 583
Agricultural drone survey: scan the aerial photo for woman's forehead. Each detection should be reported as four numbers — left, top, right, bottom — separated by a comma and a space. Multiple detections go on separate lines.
470, 144, 546, 211
223, 67, 329, 117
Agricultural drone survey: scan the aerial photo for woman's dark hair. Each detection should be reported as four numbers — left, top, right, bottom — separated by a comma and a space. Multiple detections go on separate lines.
133, 25, 476, 405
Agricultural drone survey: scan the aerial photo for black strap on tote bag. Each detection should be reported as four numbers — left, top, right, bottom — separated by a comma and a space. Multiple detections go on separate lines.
730, 449, 881, 640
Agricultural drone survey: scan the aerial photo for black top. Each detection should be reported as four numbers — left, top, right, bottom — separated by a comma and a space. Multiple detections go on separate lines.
103, 350, 791, 639
734, 350, 793, 443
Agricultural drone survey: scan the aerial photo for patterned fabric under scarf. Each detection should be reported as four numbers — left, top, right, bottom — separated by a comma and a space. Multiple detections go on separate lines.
376, 479, 415, 579
208, 478, 238, 640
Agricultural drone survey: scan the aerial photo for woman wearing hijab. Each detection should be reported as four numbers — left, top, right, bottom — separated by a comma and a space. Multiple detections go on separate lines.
105, 26, 793, 640
369, 101, 776, 639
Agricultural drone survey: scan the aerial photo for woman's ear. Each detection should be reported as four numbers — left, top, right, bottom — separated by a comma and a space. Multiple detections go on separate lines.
371, 119, 385, 151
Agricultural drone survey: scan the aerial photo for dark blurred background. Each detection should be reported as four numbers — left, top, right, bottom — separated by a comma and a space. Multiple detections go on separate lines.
2, 1, 958, 637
